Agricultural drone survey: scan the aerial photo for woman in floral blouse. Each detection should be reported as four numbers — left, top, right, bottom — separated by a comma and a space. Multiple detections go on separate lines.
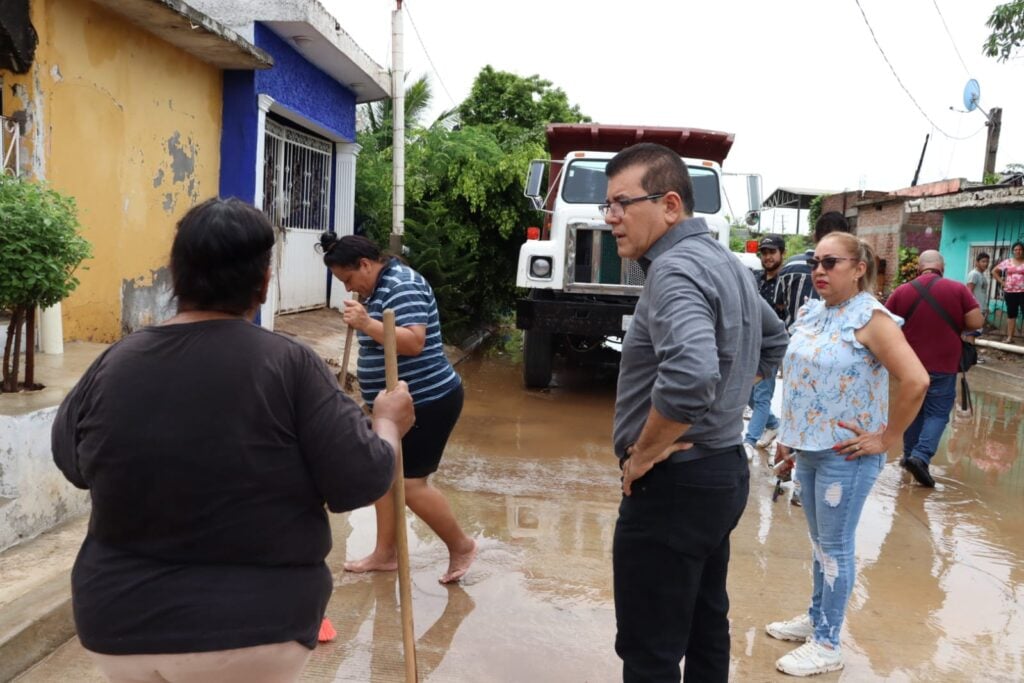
993, 241, 1024, 344
766, 232, 929, 677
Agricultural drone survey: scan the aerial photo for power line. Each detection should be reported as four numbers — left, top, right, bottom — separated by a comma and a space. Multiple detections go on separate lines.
930, 0, 970, 75
853, 0, 960, 140
403, 1, 458, 109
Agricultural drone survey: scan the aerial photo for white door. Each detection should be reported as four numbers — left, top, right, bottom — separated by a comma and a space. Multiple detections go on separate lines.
263, 119, 333, 313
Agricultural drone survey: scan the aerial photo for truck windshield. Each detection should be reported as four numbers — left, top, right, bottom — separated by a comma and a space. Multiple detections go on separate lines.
561, 159, 721, 215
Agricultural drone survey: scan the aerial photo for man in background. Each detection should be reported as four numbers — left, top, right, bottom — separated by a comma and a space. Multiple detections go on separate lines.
965, 251, 991, 332
886, 250, 982, 487
743, 235, 786, 460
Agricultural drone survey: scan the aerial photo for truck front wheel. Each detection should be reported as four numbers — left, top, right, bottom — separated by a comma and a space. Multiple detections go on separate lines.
522, 329, 553, 389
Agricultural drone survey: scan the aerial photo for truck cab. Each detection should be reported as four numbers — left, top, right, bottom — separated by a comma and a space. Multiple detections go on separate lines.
516, 124, 753, 388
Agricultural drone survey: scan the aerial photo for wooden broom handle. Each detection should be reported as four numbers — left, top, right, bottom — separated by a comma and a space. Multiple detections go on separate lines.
382, 309, 418, 683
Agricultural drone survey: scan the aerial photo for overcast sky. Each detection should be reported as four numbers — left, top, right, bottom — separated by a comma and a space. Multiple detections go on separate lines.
323, 0, 1022, 224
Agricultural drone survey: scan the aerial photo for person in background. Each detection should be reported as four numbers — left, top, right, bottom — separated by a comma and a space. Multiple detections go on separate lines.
744, 234, 787, 460
53, 198, 413, 683
320, 233, 477, 584
886, 250, 983, 487
768, 232, 928, 676
775, 212, 853, 331
993, 241, 1024, 344
605, 143, 788, 682
965, 251, 991, 330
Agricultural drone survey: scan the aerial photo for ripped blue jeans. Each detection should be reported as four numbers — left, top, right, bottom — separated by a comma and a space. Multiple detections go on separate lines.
794, 448, 884, 648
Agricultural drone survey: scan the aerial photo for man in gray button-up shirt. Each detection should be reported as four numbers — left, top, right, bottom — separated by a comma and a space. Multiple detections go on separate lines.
604, 143, 787, 682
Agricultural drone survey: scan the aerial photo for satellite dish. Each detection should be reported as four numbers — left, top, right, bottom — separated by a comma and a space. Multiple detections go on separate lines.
963, 79, 980, 112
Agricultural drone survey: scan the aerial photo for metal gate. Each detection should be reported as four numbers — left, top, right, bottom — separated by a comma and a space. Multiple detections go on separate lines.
262, 119, 332, 313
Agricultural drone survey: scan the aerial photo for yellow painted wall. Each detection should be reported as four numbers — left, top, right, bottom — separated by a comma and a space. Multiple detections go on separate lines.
2, 0, 223, 341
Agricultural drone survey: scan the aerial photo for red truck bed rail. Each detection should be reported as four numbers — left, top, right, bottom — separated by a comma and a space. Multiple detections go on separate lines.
546, 124, 735, 165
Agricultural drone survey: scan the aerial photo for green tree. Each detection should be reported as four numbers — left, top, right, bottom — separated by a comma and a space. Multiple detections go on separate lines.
354, 67, 589, 341
785, 234, 811, 255
362, 72, 457, 148
459, 66, 590, 146
807, 195, 824, 232
0, 176, 91, 392
983, 1, 1024, 62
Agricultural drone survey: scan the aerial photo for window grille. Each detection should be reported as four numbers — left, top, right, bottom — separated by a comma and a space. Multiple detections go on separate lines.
1, 115, 20, 176
263, 119, 332, 231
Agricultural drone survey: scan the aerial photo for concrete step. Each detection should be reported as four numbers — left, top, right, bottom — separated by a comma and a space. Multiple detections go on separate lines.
0, 515, 86, 681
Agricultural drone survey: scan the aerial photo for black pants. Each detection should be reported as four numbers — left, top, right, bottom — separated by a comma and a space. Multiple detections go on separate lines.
613, 447, 749, 683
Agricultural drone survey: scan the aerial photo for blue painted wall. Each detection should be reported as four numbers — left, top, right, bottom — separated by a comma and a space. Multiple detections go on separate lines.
219, 70, 258, 202
254, 24, 357, 141
217, 23, 358, 202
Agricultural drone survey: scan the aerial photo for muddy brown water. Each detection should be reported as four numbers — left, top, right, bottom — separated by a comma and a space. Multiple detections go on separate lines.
16, 356, 1024, 682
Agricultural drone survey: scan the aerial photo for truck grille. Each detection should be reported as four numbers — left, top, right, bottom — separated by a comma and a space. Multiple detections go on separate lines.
566, 222, 645, 295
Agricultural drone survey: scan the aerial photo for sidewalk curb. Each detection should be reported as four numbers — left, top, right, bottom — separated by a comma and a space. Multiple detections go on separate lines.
0, 573, 75, 681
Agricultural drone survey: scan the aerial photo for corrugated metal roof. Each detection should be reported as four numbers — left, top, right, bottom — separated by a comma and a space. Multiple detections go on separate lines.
762, 187, 836, 210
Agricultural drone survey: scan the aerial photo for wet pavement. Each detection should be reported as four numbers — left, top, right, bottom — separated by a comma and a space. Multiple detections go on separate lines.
15, 351, 1024, 682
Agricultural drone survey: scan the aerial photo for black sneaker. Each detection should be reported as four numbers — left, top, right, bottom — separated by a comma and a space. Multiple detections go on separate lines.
904, 456, 935, 488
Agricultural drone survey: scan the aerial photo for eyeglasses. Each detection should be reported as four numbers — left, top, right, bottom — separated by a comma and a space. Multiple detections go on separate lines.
598, 193, 666, 218
807, 256, 858, 271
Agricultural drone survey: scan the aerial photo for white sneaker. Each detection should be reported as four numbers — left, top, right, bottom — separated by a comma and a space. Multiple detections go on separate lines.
766, 613, 813, 642
776, 640, 843, 677
743, 443, 758, 462
756, 427, 779, 449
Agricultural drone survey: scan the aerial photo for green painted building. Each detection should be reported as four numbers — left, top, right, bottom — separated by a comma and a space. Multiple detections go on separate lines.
925, 188, 1024, 325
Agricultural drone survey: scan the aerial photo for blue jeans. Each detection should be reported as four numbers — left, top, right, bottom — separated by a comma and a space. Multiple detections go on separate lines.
744, 377, 779, 446
613, 448, 749, 682
903, 372, 957, 465
794, 449, 884, 648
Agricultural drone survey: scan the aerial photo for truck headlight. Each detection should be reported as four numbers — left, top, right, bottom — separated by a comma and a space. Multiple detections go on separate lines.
530, 256, 552, 279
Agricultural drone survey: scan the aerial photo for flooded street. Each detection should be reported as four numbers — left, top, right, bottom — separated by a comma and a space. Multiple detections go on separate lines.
18, 354, 1024, 682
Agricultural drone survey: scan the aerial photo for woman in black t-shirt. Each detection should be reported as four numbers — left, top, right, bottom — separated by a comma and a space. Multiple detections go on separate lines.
53, 198, 413, 682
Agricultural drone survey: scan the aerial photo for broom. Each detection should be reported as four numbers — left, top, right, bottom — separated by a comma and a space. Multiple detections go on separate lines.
383, 308, 419, 682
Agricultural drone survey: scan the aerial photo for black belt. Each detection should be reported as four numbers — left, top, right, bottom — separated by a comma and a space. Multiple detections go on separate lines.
666, 443, 741, 464
619, 443, 741, 468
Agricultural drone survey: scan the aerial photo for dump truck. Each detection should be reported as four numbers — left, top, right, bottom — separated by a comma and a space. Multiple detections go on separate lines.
515, 123, 759, 388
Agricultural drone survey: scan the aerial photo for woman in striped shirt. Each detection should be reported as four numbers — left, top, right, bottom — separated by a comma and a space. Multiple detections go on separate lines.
320, 234, 476, 584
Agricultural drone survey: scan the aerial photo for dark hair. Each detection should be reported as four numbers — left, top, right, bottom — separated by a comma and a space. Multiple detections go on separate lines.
1013, 241, 1024, 252
170, 198, 274, 314
813, 211, 852, 243
605, 143, 695, 215
319, 232, 387, 269
976, 252, 990, 262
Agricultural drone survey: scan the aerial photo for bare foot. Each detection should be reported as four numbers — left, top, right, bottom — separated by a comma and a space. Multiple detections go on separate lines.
439, 538, 477, 584
343, 550, 398, 574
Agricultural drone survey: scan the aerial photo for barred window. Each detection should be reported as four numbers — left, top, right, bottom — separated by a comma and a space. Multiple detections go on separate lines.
263, 119, 332, 231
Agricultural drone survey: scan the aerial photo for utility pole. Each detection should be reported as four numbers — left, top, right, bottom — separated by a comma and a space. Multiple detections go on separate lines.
984, 107, 1002, 180
391, 0, 405, 256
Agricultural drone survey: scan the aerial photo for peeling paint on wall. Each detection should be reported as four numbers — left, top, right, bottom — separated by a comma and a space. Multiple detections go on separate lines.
167, 131, 195, 182
163, 192, 175, 213
10, 78, 42, 179
120, 266, 176, 335
153, 167, 164, 188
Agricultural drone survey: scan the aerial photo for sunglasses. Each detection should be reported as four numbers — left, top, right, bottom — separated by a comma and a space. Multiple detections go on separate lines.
807, 256, 858, 271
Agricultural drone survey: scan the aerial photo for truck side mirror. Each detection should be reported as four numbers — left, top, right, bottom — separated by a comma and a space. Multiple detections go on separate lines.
524, 161, 545, 208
